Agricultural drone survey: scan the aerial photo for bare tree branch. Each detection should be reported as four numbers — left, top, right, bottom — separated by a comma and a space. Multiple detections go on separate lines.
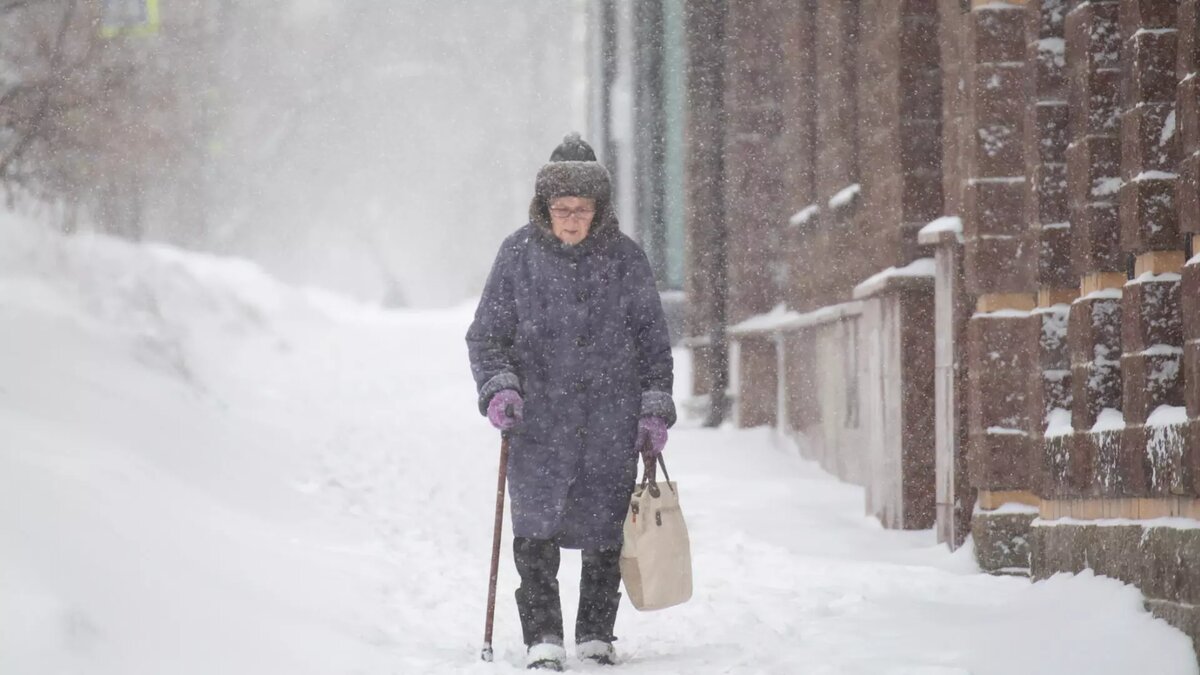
0, 82, 28, 109
0, 0, 53, 15
0, 0, 76, 180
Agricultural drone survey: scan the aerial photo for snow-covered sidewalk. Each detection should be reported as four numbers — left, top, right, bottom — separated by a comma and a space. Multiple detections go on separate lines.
1, 222, 1196, 674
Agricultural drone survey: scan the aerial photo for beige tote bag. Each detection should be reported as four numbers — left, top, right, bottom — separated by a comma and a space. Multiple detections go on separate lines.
620, 454, 693, 611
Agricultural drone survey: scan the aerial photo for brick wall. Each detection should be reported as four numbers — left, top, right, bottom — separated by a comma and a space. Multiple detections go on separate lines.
669, 1, 1200, 649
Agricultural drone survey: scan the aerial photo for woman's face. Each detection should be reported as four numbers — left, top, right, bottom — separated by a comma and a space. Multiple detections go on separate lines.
548, 196, 597, 246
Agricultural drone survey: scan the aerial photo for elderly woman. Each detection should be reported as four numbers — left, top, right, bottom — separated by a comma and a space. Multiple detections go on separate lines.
466, 135, 675, 670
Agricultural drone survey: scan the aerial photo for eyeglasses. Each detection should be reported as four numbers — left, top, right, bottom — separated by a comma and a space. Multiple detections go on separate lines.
549, 207, 596, 221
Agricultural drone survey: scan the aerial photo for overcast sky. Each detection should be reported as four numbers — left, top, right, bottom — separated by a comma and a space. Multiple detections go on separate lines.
210, 0, 588, 307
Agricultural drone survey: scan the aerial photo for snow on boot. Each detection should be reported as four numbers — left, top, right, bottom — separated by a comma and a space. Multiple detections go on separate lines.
577, 640, 617, 666
527, 642, 566, 671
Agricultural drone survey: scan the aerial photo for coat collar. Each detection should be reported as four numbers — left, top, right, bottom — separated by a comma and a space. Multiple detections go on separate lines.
528, 217, 617, 259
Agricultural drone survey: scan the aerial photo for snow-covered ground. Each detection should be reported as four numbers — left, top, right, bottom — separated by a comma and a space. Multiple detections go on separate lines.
2, 215, 1196, 674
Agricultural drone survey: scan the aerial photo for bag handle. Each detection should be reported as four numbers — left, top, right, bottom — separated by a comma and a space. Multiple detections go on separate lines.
638, 451, 675, 496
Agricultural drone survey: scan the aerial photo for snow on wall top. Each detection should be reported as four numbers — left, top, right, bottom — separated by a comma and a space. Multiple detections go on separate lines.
1038, 37, 1065, 54
1092, 408, 1126, 433
973, 1, 1026, 9
1132, 170, 1177, 182
1032, 303, 1072, 315
974, 308, 1031, 319
789, 204, 819, 227
728, 303, 795, 335
918, 216, 964, 245
728, 300, 866, 336
783, 300, 865, 330
975, 501, 1040, 515
1046, 408, 1073, 438
1080, 287, 1123, 301
1034, 516, 1200, 530
852, 258, 936, 299
1128, 271, 1182, 285
828, 184, 860, 210
1147, 405, 1188, 428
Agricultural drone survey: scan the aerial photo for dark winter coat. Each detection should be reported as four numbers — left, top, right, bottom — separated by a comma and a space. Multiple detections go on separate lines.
466, 163, 675, 550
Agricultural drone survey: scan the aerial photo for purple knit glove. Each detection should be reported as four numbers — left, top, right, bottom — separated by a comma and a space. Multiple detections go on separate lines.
635, 416, 669, 456
486, 389, 524, 431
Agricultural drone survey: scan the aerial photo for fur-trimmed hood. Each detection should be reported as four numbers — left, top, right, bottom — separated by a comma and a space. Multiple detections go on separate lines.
527, 160, 618, 243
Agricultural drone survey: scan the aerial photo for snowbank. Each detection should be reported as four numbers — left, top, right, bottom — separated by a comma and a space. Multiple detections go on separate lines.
0, 214, 398, 674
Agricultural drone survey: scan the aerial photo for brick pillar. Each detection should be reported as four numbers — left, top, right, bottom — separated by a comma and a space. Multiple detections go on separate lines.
1067, 1, 1123, 278
780, 0, 821, 435
1065, 0, 1124, 496
781, 0, 818, 316
859, 0, 944, 267
1187, 257, 1200, 491
1181, 1, 1200, 239
963, 1, 1038, 573
814, 0, 861, 302
683, 3, 728, 419
1182, 1, 1200, 493
780, 0, 817, 217
940, 0, 971, 217
1025, 0, 1076, 498
723, 0, 788, 427
1118, 1, 1187, 496
723, 0, 787, 324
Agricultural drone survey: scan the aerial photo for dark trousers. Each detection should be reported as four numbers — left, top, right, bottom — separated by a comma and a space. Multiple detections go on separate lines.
513, 537, 622, 647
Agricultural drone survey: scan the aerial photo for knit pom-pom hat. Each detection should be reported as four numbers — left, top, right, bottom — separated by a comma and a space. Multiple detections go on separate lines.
528, 134, 616, 239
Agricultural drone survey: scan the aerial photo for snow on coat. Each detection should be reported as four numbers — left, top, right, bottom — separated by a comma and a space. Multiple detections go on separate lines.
466, 163, 675, 550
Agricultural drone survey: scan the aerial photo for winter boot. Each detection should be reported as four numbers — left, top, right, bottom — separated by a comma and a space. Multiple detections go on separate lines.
514, 537, 565, 647
527, 641, 567, 671
577, 639, 618, 666
576, 547, 622, 645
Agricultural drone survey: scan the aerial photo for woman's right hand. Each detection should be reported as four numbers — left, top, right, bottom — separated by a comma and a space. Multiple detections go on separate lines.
636, 416, 669, 456
486, 389, 524, 431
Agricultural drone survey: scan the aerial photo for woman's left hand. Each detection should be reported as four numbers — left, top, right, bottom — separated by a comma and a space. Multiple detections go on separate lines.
636, 416, 669, 456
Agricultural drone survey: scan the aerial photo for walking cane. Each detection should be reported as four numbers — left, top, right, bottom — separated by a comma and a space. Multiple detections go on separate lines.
480, 425, 511, 662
